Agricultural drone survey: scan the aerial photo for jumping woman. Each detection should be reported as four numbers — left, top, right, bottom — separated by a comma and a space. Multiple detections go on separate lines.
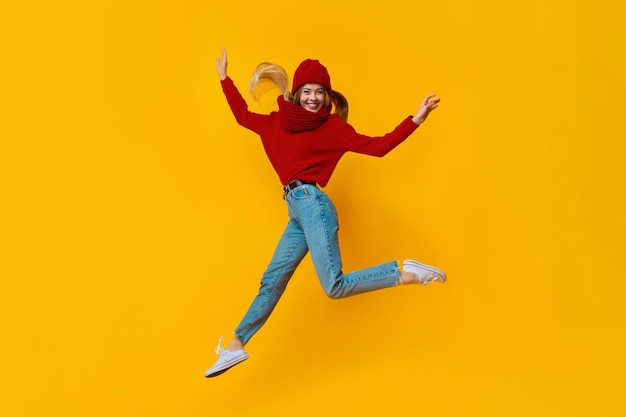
205, 47, 446, 377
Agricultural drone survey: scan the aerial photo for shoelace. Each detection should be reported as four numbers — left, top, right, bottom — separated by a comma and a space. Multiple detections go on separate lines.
215, 336, 224, 356
420, 274, 438, 285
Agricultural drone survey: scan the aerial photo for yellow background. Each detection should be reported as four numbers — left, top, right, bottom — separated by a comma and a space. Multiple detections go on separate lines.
2, 1, 625, 416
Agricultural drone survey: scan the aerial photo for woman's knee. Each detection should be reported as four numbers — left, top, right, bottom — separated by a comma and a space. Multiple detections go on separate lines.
323, 283, 344, 299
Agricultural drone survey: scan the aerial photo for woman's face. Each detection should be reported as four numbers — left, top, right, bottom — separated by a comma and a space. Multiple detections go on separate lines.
298, 83, 326, 113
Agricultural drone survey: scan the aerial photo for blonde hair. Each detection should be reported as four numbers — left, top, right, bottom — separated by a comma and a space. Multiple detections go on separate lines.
248, 62, 349, 121
248, 62, 290, 101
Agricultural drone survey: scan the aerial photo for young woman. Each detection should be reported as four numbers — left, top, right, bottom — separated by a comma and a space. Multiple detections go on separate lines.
205, 47, 446, 377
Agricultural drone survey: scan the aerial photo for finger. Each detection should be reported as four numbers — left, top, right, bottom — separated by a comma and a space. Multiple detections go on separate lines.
423, 95, 436, 106
216, 48, 224, 64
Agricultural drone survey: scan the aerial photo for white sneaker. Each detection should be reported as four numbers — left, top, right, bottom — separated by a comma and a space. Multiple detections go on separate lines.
204, 336, 249, 378
403, 259, 447, 285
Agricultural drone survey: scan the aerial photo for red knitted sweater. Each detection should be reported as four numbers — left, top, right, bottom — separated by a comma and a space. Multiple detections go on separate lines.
220, 77, 420, 187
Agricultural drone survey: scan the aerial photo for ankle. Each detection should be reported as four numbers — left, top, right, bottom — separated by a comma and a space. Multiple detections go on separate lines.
226, 338, 244, 351
399, 271, 418, 285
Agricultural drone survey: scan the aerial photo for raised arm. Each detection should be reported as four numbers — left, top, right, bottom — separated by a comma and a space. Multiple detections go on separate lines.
214, 47, 268, 134
412, 94, 440, 125
342, 93, 441, 157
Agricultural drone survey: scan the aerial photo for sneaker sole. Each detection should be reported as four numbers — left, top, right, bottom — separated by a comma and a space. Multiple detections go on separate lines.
204, 355, 249, 378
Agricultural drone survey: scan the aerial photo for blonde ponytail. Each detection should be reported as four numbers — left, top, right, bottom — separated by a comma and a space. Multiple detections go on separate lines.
249, 62, 291, 101
330, 91, 349, 122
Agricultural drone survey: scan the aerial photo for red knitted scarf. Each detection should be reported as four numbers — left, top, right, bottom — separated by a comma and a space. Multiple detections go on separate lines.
278, 96, 331, 131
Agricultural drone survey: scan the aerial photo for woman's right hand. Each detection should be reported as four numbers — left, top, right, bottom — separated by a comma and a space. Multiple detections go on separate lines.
412, 94, 440, 125
216, 47, 228, 80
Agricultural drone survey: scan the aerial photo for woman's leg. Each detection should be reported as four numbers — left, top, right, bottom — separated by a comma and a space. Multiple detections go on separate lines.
232, 217, 309, 345
286, 185, 400, 299
205, 214, 309, 377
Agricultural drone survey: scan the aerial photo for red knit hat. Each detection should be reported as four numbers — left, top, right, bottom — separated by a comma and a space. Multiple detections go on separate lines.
291, 59, 332, 95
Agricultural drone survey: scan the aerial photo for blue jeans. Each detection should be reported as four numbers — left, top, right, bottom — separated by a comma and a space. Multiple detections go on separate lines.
234, 184, 400, 344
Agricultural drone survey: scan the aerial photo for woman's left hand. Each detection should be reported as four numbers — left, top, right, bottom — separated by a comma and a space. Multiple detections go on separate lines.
412, 94, 440, 125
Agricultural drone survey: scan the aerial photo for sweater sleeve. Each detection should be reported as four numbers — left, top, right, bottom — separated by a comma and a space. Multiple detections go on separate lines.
342, 116, 420, 157
220, 76, 267, 134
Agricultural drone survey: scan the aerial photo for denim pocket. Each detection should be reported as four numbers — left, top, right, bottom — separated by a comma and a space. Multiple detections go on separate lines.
290, 185, 316, 200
